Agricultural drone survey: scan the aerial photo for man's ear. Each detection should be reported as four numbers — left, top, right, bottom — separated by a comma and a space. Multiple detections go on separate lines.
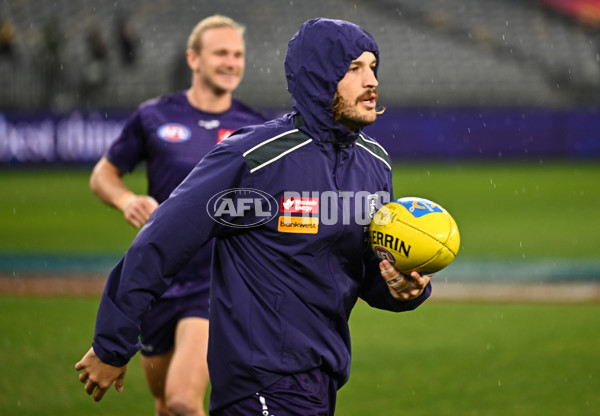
186, 49, 198, 72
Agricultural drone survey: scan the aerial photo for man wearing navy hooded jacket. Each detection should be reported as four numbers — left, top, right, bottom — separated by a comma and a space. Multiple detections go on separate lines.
76, 18, 432, 415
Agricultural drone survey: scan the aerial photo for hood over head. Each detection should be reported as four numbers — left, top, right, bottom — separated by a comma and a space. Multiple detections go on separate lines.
285, 18, 379, 145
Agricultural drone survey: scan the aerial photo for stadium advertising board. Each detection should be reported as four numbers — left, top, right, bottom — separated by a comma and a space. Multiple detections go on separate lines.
1, 108, 598, 164
0, 111, 127, 164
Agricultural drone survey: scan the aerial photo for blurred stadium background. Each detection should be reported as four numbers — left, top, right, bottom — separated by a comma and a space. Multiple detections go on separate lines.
1, 2, 600, 416
2, 0, 600, 110
1, 0, 599, 288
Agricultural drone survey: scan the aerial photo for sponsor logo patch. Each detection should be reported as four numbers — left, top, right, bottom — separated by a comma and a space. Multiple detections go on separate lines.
277, 216, 319, 234
218, 128, 236, 143
280, 197, 319, 214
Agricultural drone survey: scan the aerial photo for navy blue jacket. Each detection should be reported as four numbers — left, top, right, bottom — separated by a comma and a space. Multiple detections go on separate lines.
92, 18, 431, 411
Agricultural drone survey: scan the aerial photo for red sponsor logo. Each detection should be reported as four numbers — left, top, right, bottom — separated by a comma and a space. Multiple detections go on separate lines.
280, 197, 319, 214
217, 129, 236, 143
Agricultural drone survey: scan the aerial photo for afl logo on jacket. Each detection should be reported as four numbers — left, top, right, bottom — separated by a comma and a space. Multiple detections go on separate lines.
157, 123, 191, 143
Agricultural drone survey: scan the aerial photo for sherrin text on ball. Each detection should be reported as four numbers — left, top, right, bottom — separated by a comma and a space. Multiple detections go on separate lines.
369, 197, 460, 275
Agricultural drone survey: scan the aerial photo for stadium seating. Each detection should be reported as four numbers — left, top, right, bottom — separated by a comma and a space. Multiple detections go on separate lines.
0, 0, 598, 111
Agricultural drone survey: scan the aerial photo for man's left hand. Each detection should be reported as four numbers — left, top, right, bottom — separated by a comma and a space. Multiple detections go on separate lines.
379, 259, 431, 300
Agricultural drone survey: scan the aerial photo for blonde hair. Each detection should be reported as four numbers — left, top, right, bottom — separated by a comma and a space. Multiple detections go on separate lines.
187, 15, 245, 54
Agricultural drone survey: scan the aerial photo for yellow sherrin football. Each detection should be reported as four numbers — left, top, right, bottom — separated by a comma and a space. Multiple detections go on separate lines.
369, 197, 460, 275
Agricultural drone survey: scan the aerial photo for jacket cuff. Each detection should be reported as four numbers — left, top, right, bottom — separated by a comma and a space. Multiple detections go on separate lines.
92, 293, 141, 366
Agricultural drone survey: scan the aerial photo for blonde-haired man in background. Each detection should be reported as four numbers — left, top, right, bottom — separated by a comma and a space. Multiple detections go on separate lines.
77, 15, 264, 416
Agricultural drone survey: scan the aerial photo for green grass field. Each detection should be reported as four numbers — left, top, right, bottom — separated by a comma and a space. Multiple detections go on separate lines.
0, 160, 599, 415
0, 297, 598, 416
0, 162, 600, 416
1, 160, 599, 259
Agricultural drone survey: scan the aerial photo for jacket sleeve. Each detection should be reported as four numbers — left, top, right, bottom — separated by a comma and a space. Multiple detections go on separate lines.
93, 142, 247, 366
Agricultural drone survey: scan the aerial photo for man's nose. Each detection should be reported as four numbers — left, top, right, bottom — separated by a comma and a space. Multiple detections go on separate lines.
365, 70, 378, 88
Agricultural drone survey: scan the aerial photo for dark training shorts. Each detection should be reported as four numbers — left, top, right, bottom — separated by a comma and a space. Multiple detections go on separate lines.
139, 290, 209, 357
212, 367, 339, 416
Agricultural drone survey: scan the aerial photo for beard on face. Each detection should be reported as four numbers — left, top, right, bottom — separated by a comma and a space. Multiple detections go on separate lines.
331, 89, 379, 132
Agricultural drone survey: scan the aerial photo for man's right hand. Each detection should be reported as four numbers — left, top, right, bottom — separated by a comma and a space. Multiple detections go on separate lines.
89, 157, 159, 228
75, 347, 128, 402
119, 194, 159, 228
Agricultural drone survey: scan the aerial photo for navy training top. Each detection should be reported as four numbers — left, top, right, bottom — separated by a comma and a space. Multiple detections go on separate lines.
105, 91, 265, 297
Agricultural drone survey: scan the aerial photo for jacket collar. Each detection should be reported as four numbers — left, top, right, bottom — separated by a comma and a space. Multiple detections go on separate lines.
293, 113, 358, 146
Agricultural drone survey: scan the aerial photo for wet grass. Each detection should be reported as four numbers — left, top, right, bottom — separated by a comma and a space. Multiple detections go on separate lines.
390, 160, 600, 259
1, 297, 598, 416
0, 297, 153, 416
1, 160, 598, 259
0, 166, 146, 255
340, 300, 600, 416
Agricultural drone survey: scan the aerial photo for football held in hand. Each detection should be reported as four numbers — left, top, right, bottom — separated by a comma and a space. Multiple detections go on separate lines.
370, 197, 460, 275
